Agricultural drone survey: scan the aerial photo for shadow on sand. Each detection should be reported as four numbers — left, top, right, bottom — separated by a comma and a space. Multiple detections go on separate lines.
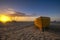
46, 24, 60, 35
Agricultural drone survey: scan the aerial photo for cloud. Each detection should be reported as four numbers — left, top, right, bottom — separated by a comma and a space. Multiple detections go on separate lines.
0, 8, 26, 16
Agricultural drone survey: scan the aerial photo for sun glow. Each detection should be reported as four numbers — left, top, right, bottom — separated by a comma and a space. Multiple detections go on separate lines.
0, 15, 12, 23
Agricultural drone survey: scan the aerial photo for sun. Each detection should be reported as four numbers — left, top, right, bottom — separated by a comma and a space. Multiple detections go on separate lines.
0, 15, 12, 23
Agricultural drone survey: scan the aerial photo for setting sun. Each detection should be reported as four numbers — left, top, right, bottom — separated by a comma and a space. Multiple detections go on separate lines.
0, 15, 12, 23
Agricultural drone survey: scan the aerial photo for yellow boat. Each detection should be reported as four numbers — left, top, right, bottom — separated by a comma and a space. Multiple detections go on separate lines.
34, 16, 50, 31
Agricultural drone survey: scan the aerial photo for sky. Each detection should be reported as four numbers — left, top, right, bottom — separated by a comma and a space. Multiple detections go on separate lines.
0, 0, 60, 21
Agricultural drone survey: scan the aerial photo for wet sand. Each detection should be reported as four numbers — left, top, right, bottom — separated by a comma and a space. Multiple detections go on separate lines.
0, 22, 60, 40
